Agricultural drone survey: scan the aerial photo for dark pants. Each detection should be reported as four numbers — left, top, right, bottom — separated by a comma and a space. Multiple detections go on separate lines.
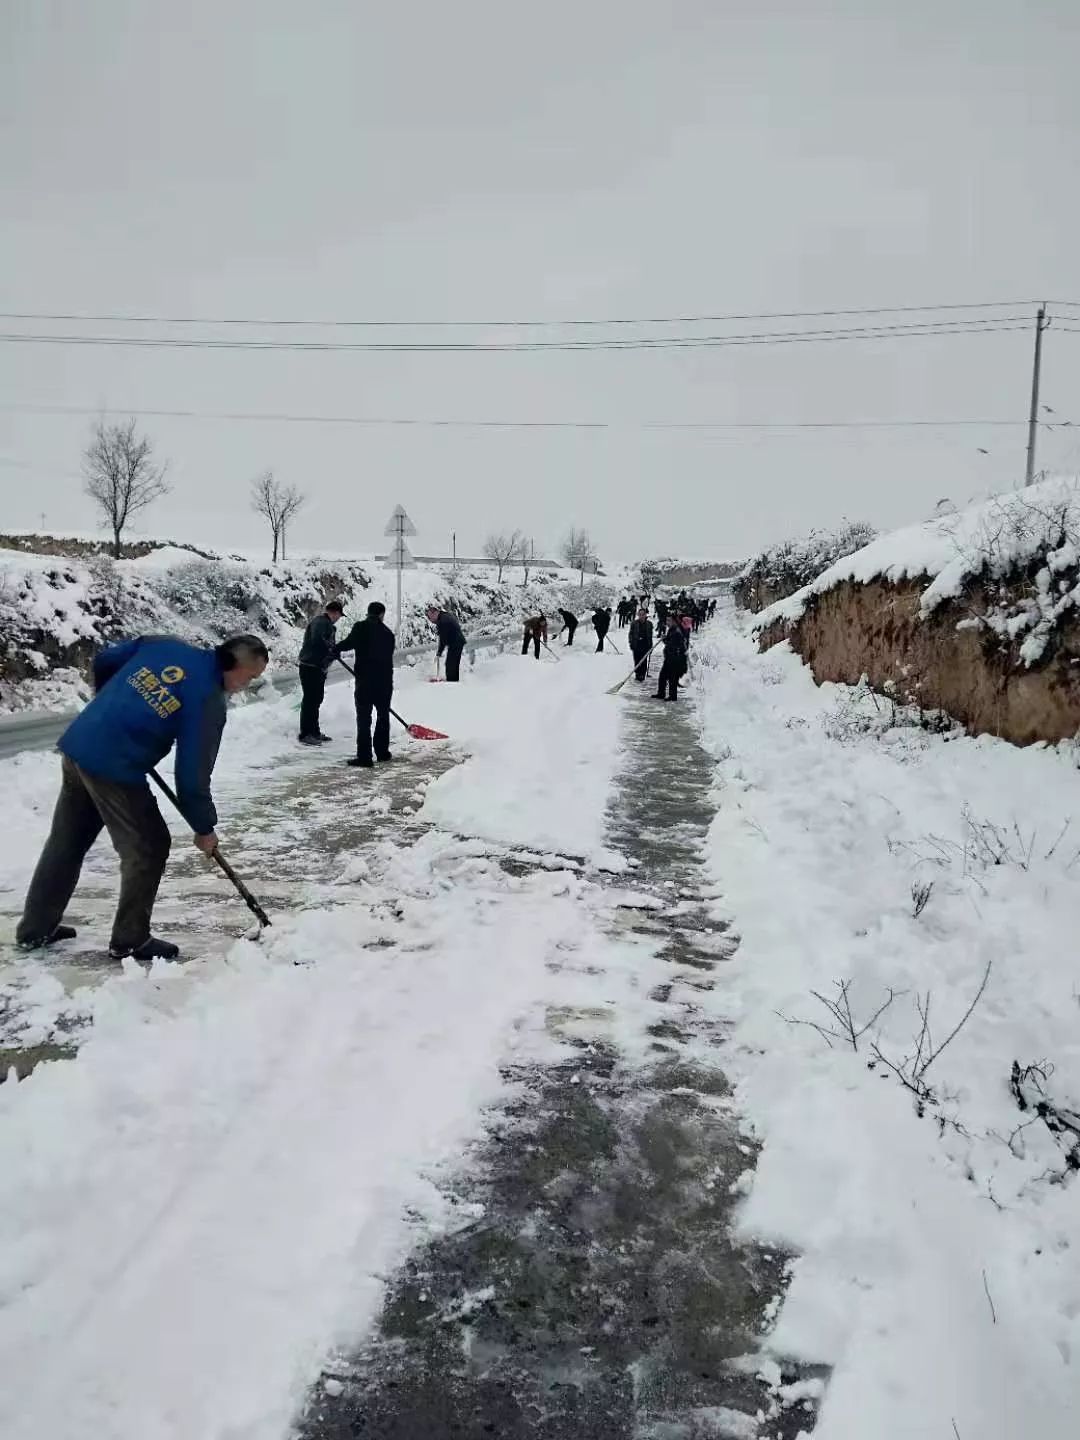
298, 664, 326, 738
632, 647, 650, 682
355, 685, 392, 761
656, 661, 681, 701
563, 620, 577, 646
18, 755, 171, 952
595, 628, 609, 653
522, 629, 541, 658
444, 642, 464, 682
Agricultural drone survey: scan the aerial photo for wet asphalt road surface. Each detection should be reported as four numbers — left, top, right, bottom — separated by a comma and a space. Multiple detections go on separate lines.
297, 687, 824, 1439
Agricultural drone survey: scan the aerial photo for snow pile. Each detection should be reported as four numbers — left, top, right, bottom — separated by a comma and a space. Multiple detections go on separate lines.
734, 521, 876, 613
417, 642, 627, 866
690, 619, 1080, 1438
757, 476, 1080, 668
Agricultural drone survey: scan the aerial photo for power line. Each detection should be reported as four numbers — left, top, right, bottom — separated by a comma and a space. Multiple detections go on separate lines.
0, 403, 1052, 431
0, 298, 1049, 329
0, 318, 1035, 354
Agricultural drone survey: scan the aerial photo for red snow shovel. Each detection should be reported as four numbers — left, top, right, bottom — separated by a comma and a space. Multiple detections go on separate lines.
335, 658, 449, 740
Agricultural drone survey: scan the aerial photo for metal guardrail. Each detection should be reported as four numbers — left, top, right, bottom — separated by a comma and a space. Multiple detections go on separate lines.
0, 630, 517, 761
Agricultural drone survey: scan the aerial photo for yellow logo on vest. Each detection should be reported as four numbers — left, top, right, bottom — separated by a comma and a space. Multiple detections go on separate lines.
161, 665, 186, 684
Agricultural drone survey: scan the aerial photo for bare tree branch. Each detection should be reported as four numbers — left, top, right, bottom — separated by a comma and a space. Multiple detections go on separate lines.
481, 530, 524, 583
82, 417, 170, 558
250, 471, 306, 561
561, 528, 597, 587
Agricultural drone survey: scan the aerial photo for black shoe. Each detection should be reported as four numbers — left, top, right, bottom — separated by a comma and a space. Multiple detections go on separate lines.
17, 924, 77, 952
298, 735, 322, 746
317, 733, 333, 743
110, 936, 180, 961
376, 753, 395, 763
651, 693, 665, 700
347, 756, 374, 768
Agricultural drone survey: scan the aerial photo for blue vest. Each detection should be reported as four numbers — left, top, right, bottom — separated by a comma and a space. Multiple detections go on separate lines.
59, 637, 227, 834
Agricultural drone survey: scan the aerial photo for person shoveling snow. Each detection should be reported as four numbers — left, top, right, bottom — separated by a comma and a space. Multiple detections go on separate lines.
15, 633, 268, 960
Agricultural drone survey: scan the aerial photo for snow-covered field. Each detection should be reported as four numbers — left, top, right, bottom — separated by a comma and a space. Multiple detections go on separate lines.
691, 618, 1080, 1438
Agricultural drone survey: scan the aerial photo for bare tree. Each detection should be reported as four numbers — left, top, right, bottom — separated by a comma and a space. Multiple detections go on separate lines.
83, 418, 170, 558
250, 471, 306, 562
561, 527, 597, 587
482, 529, 524, 583
519, 535, 536, 585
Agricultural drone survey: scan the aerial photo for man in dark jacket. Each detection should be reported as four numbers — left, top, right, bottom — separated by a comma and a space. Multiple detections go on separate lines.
335, 601, 396, 767
653, 617, 688, 702
522, 613, 548, 659
592, 606, 612, 653
17, 633, 268, 960
628, 607, 654, 683
557, 607, 578, 646
297, 599, 344, 744
426, 605, 466, 681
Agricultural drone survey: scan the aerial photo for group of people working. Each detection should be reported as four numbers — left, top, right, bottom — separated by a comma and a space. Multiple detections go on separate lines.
297, 602, 466, 765
520, 591, 714, 702
14, 587, 710, 963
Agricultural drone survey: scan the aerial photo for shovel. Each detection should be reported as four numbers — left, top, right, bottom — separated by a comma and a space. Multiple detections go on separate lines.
148, 768, 272, 930
607, 639, 663, 695
335, 658, 448, 740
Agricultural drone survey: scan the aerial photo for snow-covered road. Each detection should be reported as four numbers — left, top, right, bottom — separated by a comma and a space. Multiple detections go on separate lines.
3, 613, 1079, 1439
0, 643, 636, 1439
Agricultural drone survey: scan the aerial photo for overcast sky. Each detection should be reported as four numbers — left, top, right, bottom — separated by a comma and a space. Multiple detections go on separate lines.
2, 0, 1079, 564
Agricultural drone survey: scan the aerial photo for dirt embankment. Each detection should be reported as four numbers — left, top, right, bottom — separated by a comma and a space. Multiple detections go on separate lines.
759, 577, 1080, 746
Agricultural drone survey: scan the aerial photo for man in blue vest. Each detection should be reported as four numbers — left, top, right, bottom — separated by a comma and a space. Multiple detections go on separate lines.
17, 633, 268, 961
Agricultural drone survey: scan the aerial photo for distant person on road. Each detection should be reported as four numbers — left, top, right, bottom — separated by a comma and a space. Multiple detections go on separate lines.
655, 597, 668, 628
521, 612, 548, 659
653, 617, 688, 702
335, 600, 396, 767
681, 612, 694, 647
427, 605, 466, 681
592, 605, 612, 653
17, 633, 268, 961
297, 599, 344, 745
628, 607, 654, 683
557, 607, 579, 646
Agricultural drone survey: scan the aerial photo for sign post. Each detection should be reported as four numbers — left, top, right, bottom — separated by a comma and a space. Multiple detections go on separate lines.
382, 505, 418, 634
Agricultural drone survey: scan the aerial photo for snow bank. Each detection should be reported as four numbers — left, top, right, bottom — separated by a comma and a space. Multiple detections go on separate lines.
417, 643, 627, 866
691, 619, 1080, 1438
757, 475, 1080, 645
0, 537, 618, 712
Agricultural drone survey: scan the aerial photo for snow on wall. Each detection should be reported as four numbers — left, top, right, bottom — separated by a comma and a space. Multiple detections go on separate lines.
755, 475, 1080, 668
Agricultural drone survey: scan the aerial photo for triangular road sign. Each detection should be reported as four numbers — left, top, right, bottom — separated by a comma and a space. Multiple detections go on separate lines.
383, 504, 418, 537
384, 537, 417, 569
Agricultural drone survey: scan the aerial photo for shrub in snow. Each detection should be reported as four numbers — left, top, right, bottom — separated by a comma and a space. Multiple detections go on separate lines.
734, 522, 876, 612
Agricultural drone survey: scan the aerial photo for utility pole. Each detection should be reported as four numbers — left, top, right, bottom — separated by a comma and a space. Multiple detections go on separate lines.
452, 531, 457, 573
1025, 304, 1048, 487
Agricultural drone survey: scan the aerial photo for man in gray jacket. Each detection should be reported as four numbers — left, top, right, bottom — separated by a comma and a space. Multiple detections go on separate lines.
298, 600, 344, 744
